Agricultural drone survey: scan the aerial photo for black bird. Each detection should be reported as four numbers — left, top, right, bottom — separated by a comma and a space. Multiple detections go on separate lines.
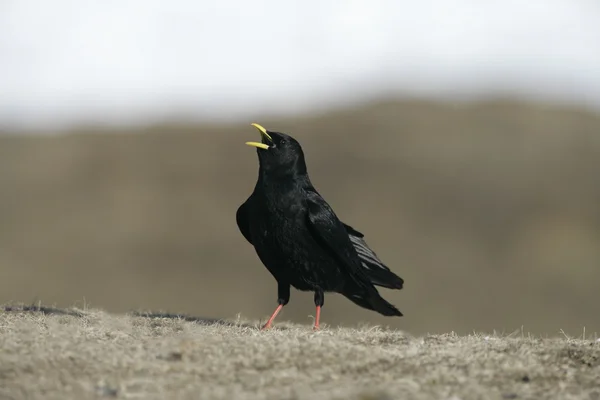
236, 123, 404, 330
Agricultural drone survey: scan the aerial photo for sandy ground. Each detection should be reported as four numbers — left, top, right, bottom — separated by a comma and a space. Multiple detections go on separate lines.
1, 305, 598, 400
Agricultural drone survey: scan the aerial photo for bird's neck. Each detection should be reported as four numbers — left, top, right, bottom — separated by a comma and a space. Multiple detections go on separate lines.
258, 158, 308, 180
259, 157, 307, 176
256, 169, 311, 193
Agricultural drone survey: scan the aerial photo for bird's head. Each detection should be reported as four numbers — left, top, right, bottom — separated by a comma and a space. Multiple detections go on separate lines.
245, 123, 307, 176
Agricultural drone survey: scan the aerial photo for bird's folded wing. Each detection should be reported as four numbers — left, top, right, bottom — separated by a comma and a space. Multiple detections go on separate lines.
343, 222, 404, 289
304, 191, 371, 285
342, 223, 390, 273
305, 193, 404, 290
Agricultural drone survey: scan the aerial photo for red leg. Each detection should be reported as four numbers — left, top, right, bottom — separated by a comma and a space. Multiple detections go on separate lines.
313, 305, 321, 330
261, 304, 283, 330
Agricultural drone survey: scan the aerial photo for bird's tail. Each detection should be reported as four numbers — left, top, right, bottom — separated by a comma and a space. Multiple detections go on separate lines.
342, 287, 403, 317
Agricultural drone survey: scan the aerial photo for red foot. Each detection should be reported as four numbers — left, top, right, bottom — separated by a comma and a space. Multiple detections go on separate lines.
261, 304, 283, 331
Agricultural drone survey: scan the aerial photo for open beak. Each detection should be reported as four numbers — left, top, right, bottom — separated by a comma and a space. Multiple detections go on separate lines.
246, 123, 272, 150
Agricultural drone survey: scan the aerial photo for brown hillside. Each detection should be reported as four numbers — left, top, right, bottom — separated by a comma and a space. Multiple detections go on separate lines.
1, 98, 599, 336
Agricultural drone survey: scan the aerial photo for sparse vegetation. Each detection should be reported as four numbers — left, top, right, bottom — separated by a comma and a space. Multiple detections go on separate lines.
1, 305, 599, 400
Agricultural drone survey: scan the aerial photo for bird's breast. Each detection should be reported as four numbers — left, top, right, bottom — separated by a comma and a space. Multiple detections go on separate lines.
249, 191, 308, 256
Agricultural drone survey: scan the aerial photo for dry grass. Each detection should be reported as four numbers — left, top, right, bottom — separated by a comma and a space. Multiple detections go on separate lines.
1, 305, 599, 400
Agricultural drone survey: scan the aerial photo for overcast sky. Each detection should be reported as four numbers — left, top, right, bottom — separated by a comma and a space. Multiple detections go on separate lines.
1, 0, 599, 131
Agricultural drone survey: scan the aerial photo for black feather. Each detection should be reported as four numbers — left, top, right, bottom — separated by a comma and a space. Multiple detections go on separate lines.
343, 223, 404, 289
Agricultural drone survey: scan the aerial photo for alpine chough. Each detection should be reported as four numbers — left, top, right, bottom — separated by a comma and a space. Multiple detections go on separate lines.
236, 123, 404, 330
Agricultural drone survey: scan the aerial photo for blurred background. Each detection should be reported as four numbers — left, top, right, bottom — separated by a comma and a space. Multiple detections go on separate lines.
1, 0, 599, 337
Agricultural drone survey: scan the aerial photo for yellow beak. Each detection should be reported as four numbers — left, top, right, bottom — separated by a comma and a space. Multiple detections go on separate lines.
245, 122, 272, 150
250, 123, 272, 141
245, 141, 270, 150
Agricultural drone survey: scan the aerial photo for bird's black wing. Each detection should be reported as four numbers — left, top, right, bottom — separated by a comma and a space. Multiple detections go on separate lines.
304, 191, 371, 284
305, 190, 403, 316
342, 223, 404, 289
236, 197, 253, 245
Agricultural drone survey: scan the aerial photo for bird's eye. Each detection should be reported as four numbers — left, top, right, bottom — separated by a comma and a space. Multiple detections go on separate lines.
280, 139, 286, 145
